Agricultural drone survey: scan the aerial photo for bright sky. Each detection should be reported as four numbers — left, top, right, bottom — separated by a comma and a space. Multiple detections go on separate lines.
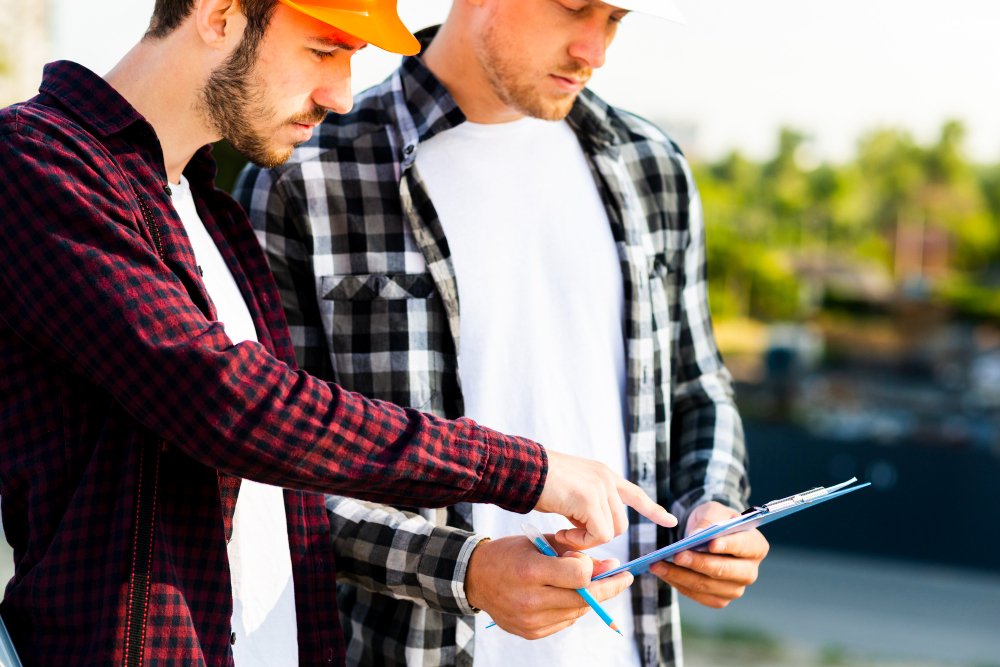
49, 0, 1000, 163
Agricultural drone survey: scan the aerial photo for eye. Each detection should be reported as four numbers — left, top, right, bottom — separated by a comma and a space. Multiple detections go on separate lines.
310, 48, 337, 60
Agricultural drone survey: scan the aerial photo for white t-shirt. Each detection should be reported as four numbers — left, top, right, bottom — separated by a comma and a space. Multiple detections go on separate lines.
416, 118, 639, 666
169, 176, 298, 667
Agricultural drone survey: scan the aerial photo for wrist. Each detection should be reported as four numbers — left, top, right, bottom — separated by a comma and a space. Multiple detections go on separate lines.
464, 537, 493, 612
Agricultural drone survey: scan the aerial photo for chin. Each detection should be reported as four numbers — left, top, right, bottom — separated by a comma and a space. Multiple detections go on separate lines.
529, 101, 576, 122
246, 146, 295, 169
516, 91, 578, 122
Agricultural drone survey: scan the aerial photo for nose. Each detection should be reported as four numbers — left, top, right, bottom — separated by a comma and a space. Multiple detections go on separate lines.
312, 60, 354, 115
567, 16, 612, 70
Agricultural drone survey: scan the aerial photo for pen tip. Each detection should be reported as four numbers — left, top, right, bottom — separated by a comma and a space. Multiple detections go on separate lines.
611, 623, 622, 636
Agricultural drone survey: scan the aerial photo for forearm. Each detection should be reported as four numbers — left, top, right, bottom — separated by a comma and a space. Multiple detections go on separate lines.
0, 131, 547, 512
327, 496, 484, 614
669, 370, 749, 529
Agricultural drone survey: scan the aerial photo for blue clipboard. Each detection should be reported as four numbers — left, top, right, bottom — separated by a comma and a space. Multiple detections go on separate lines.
593, 477, 870, 580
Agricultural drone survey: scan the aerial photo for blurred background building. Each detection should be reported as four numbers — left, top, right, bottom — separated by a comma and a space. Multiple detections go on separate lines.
2, 2, 999, 666
0, 0, 50, 105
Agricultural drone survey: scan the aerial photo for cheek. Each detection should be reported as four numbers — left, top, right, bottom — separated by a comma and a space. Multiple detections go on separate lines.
255, 47, 311, 99
258, 72, 313, 118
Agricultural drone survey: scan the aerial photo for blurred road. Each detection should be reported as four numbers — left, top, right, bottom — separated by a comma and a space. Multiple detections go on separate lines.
680, 547, 1000, 666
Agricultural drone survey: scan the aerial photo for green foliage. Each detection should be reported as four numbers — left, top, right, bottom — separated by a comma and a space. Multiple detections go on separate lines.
695, 120, 1000, 324
211, 140, 250, 194
206, 120, 1000, 325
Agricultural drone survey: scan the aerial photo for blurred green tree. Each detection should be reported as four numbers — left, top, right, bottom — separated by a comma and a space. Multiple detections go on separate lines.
694, 121, 1000, 325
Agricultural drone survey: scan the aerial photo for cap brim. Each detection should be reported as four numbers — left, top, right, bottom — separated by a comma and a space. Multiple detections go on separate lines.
278, 0, 421, 56
608, 0, 685, 23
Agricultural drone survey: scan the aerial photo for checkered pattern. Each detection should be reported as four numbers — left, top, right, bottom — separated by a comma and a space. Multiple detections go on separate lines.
0, 60, 548, 667
235, 27, 749, 667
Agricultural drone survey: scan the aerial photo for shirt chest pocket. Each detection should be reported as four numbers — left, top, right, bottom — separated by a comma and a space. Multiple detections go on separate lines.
319, 273, 447, 411
322, 273, 438, 301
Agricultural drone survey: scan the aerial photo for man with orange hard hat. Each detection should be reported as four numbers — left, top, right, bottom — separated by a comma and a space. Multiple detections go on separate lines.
0, 1, 678, 665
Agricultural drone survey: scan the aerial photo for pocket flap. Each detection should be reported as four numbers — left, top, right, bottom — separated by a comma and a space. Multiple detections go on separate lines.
321, 273, 437, 301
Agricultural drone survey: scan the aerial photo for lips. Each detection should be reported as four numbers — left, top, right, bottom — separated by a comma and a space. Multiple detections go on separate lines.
289, 122, 317, 142
550, 74, 588, 92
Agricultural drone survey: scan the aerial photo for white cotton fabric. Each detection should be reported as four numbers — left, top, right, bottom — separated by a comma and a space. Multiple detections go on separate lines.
416, 118, 639, 667
170, 176, 298, 667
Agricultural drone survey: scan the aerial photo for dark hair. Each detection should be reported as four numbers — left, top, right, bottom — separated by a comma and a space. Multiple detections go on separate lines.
145, 0, 280, 44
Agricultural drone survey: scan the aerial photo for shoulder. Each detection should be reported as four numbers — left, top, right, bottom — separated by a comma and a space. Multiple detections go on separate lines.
1, 97, 92, 152
577, 89, 686, 161
0, 98, 124, 191
575, 90, 695, 200
575, 90, 696, 201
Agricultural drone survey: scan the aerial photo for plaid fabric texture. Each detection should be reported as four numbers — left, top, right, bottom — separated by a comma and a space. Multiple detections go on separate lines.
0, 61, 548, 667
235, 28, 749, 667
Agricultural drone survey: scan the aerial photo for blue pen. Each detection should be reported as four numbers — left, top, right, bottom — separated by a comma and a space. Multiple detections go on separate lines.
486, 523, 623, 636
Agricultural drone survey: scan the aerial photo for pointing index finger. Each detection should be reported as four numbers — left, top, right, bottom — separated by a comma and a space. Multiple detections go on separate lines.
617, 481, 677, 528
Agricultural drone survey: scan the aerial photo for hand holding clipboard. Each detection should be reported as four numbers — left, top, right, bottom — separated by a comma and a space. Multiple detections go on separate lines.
593, 477, 870, 580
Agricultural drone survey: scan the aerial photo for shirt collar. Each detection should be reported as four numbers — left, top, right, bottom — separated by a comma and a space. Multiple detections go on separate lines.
38, 61, 148, 139
390, 26, 467, 147
566, 89, 620, 151
38, 60, 221, 190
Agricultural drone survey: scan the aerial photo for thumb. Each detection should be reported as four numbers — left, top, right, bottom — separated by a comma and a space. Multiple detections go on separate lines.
554, 526, 597, 551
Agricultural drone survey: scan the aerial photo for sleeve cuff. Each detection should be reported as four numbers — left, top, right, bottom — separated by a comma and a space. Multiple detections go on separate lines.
451, 535, 492, 616
466, 425, 547, 514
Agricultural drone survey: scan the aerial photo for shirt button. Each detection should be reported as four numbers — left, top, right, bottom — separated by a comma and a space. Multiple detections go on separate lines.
230, 632, 237, 645
164, 184, 172, 196
403, 144, 415, 156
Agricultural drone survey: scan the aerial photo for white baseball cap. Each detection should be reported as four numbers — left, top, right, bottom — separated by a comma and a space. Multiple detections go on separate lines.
608, 0, 685, 23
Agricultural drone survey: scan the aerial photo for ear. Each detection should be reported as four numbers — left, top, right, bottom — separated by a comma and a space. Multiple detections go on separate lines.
192, 0, 246, 49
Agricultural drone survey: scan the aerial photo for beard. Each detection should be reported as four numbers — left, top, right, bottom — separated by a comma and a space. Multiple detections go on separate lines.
198, 38, 327, 168
476, 19, 590, 122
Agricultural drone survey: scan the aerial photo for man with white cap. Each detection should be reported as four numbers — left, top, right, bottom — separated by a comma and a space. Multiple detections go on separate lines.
237, 0, 769, 665
0, 1, 686, 665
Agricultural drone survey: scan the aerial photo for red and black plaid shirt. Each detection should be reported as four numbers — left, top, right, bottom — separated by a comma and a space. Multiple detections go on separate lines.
0, 61, 546, 667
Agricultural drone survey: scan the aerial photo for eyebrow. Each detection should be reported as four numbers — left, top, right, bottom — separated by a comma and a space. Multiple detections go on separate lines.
311, 36, 368, 52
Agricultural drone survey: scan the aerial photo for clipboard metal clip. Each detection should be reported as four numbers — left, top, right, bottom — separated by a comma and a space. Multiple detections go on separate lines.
742, 476, 859, 516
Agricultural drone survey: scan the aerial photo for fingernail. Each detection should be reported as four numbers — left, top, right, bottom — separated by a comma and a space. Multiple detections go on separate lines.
675, 552, 691, 566
715, 540, 727, 552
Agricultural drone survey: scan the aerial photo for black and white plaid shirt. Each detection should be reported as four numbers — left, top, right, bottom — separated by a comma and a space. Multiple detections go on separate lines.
235, 28, 749, 667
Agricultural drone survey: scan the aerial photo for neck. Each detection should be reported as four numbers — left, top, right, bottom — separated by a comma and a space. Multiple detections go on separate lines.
104, 34, 221, 184
422, 19, 523, 124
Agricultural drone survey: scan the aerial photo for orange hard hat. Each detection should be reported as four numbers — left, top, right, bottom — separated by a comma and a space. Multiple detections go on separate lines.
277, 0, 420, 56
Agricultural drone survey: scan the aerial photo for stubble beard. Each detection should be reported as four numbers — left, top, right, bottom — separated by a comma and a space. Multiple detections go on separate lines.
477, 20, 589, 122
197, 38, 325, 168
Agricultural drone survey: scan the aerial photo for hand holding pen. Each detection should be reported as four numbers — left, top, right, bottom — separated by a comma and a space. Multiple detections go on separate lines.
472, 524, 635, 638
517, 523, 624, 635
